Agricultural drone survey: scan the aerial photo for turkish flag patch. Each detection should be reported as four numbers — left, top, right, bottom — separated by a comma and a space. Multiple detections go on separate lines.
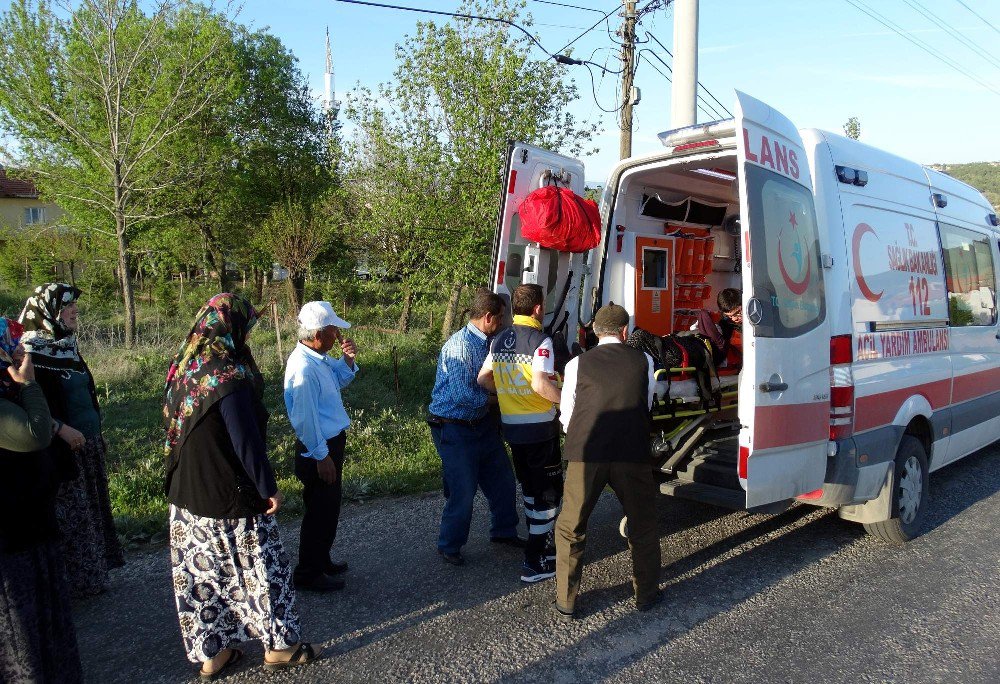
538, 348, 550, 358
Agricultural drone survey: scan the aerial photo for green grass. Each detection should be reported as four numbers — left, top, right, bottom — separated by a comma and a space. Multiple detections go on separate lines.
0, 279, 454, 544
88, 322, 443, 544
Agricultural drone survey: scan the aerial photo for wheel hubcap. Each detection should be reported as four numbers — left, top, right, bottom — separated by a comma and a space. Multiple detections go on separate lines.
898, 456, 922, 524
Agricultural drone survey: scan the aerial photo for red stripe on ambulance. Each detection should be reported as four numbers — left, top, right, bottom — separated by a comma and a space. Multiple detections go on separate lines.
753, 402, 829, 449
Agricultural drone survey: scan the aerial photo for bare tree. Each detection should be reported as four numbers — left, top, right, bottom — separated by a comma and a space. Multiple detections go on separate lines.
0, 0, 233, 346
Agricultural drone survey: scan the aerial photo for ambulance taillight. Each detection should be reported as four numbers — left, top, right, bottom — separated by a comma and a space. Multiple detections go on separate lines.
829, 335, 854, 441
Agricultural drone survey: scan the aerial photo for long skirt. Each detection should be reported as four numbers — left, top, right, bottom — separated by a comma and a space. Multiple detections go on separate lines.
0, 542, 83, 684
55, 435, 125, 598
169, 504, 301, 664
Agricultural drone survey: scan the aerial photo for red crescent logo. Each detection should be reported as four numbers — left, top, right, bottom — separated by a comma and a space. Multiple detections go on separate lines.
852, 222, 883, 302
777, 237, 811, 295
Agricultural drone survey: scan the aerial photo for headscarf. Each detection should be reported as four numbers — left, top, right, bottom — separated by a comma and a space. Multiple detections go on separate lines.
18, 283, 85, 373
0, 317, 25, 401
162, 293, 262, 466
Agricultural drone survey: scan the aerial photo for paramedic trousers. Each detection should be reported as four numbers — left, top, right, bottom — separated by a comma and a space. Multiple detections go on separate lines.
555, 460, 661, 610
430, 418, 519, 555
294, 431, 346, 581
509, 437, 564, 563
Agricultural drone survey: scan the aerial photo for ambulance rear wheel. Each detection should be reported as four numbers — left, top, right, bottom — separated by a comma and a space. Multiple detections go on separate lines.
619, 516, 629, 538
863, 435, 929, 544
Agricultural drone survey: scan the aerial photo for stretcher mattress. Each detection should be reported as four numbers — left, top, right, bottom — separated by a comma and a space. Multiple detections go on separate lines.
654, 373, 740, 403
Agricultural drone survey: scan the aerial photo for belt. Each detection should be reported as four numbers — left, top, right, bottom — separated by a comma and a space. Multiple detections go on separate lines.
427, 413, 486, 428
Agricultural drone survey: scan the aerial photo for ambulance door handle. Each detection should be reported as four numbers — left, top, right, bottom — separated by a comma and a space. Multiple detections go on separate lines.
758, 381, 788, 393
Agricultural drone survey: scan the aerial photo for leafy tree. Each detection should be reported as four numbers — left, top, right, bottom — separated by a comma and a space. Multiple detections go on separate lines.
346, 0, 597, 338
843, 116, 861, 140
0, 0, 232, 346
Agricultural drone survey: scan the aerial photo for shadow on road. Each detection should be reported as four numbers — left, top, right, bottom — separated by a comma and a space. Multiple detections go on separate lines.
73, 445, 1000, 683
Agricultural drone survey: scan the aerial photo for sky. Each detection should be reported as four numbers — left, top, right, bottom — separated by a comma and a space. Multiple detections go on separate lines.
3, 0, 999, 184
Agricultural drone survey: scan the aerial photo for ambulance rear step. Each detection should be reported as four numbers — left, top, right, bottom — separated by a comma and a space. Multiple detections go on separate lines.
659, 480, 744, 510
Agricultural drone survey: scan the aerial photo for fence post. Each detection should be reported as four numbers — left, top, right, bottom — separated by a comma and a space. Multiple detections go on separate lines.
392, 345, 400, 402
271, 299, 284, 363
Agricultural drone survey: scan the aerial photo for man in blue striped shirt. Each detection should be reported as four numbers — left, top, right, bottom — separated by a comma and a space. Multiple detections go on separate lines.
428, 288, 522, 566
285, 301, 358, 592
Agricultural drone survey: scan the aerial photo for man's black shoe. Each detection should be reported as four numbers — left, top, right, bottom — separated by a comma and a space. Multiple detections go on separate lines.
294, 573, 345, 592
552, 601, 575, 621
490, 536, 528, 549
636, 590, 664, 612
438, 549, 465, 566
325, 560, 348, 575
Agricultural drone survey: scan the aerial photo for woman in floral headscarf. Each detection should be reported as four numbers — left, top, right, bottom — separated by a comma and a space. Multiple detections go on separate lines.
19, 283, 124, 598
0, 316, 83, 683
164, 293, 316, 680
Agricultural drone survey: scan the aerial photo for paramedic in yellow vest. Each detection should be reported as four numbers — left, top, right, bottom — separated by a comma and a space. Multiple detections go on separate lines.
478, 284, 563, 583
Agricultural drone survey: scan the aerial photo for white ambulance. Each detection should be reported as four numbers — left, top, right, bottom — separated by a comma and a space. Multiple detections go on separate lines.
491, 91, 1000, 542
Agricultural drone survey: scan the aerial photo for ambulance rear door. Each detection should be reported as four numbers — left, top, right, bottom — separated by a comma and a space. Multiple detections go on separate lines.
735, 92, 831, 508
492, 142, 589, 339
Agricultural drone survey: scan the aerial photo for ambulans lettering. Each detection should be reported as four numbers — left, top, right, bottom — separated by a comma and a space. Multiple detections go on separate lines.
742, 127, 801, 180
855, 328, 950, 360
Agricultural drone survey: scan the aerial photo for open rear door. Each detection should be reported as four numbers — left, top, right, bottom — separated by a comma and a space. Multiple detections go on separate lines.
492, 143, 588, 345
734, 92, 831, 508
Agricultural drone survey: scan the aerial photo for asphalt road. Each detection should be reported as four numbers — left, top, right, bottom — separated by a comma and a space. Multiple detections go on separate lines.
75, 444, 1000, 683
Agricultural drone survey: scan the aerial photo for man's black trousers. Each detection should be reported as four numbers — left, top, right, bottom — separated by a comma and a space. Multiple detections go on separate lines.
294, 431, 346, 581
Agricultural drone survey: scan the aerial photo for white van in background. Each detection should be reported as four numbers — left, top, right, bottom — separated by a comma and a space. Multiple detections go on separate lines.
491, 91, 1000, 542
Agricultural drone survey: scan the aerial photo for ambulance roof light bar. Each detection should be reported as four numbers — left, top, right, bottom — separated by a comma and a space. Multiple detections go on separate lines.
658, 120, 736, 148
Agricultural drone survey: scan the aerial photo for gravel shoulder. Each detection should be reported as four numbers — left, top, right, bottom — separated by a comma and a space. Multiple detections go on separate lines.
75, 445, 1000, 683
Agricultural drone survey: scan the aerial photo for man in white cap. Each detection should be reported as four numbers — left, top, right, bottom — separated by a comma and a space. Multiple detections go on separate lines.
284, 301, 358, 592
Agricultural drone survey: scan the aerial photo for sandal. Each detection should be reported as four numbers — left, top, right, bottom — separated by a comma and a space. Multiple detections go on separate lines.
263, 642, 318, 671
198, 648, 243, 682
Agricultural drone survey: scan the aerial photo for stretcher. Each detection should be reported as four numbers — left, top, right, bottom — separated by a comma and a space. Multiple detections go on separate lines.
649, 366, 740, 474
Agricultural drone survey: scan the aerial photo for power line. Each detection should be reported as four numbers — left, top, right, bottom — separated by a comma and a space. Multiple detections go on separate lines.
637, 51, 719, 121
331, 0, 558, 59
556, 3, 624, 54
842, 0, 1000, 97
900, 0, 1000, 70
530, 0, 606, 13
953, 0, 1000, 38
644, 31, 733, 117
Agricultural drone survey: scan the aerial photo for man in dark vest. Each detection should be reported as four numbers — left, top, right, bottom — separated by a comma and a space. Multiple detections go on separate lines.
554, 303, 661, 618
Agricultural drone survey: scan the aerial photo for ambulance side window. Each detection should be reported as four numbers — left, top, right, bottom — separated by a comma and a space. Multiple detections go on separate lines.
940, 223, 997, 327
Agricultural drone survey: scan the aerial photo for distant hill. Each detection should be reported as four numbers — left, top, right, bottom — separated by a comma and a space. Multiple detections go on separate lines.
929, 162, 1000, 212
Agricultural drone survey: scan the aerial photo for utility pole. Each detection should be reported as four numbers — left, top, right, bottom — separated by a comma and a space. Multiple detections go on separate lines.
671, 0, 699, 128
619, 1, 637, 160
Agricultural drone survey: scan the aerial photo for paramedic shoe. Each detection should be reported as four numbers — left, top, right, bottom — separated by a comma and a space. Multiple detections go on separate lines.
490, 536, 527, 548
636, 590, 664, 612
520, 558, 556, 584
438, 549, 465, 566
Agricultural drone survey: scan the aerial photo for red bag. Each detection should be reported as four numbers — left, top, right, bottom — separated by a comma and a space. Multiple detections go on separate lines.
519, 186, 601, 253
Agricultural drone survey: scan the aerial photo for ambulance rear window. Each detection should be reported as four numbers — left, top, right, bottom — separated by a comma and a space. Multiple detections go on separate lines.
745, 165, 825, 338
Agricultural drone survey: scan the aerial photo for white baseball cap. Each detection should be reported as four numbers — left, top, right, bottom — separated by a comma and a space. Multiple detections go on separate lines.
297, 301, 351, 330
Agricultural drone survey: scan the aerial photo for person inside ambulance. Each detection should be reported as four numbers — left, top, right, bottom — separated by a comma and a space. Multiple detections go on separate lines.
693, 287, 743, 373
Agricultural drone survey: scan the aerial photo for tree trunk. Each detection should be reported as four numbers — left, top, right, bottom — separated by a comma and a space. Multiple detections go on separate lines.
440, 282, 463, 342
251, 266, 265, 304
286, 271, 305, 311
397, 287, 414, 333
115, 214, 137, 348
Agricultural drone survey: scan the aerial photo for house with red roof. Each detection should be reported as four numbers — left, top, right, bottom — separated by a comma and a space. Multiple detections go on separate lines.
0, 166, 63, 230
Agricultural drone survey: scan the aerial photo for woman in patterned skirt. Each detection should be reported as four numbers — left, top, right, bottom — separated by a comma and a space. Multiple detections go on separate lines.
164, 293, 316, 680
19, 283, 124, 598
0, 317, 83, 683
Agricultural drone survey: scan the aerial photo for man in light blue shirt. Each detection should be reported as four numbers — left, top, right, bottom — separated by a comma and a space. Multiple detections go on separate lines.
284, 301, 358, 592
